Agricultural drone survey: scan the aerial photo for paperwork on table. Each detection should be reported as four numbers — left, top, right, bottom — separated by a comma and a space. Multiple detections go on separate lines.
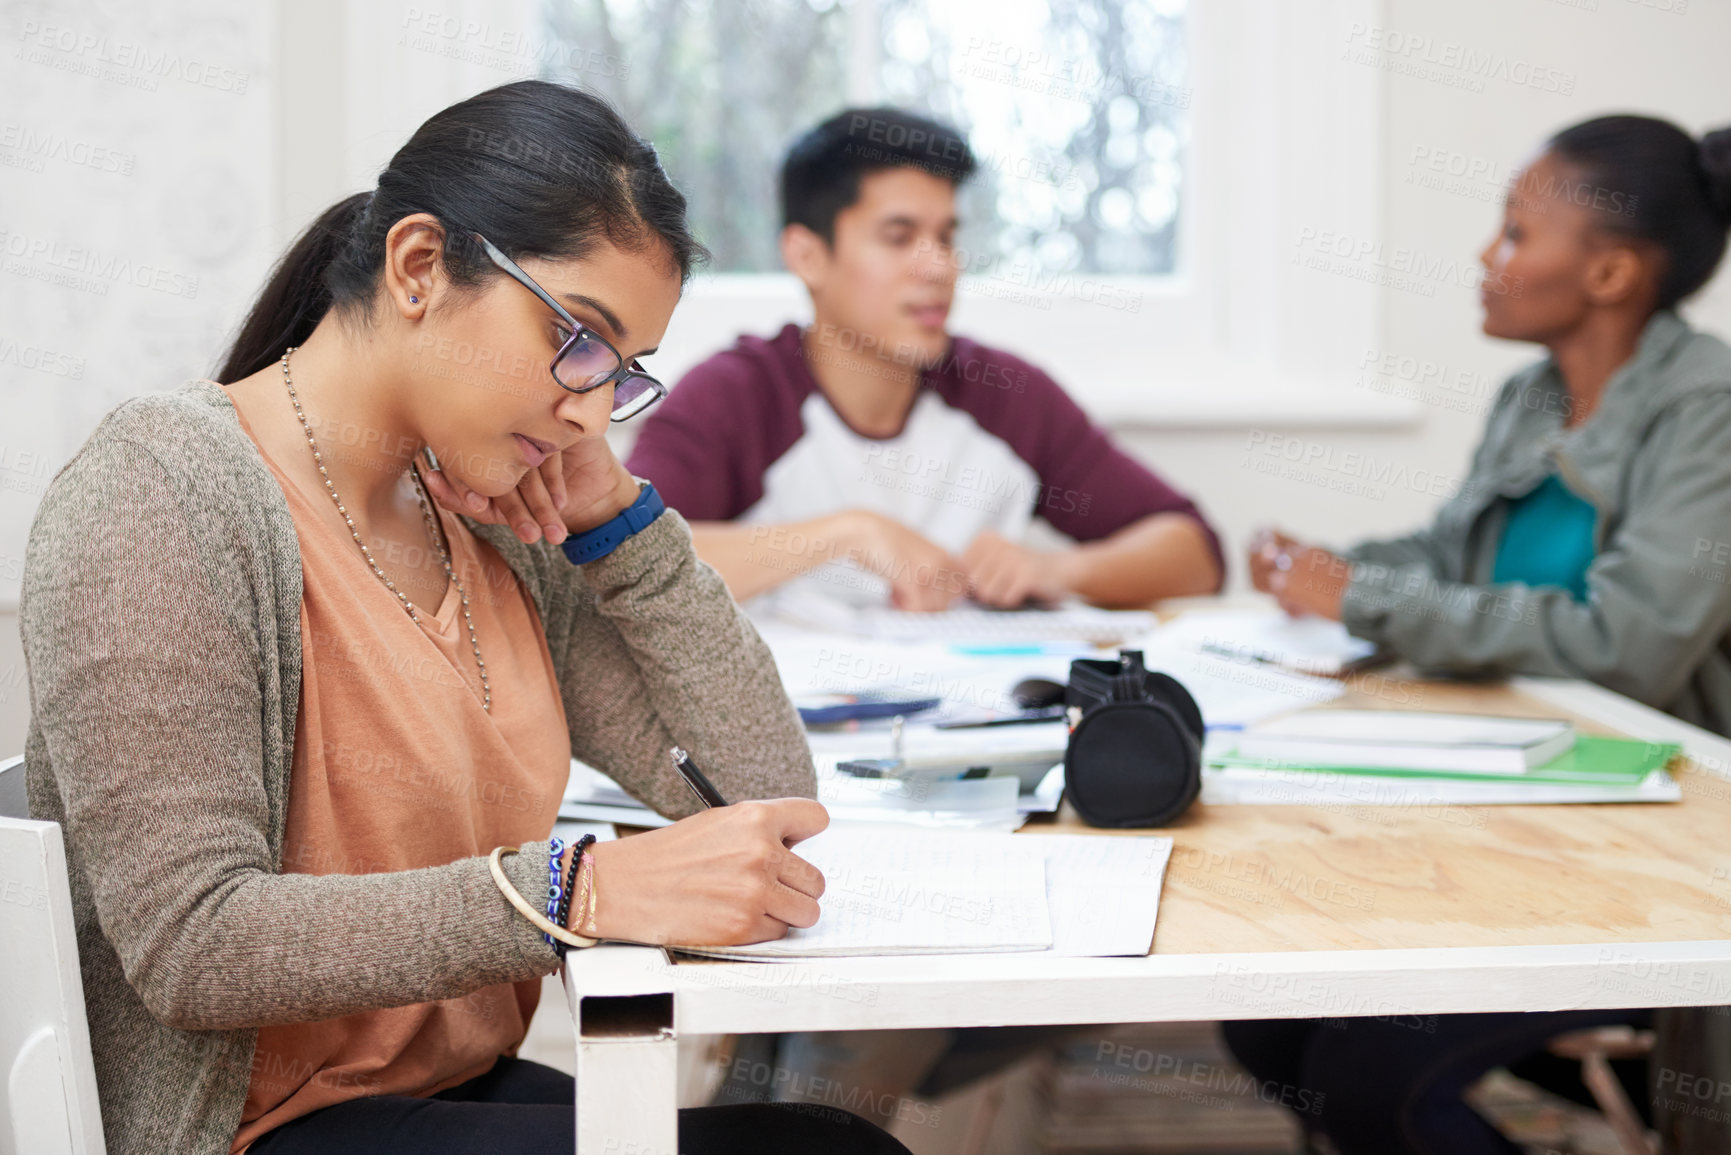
558, 757, 1064, 832
753, 585, 1157, 644
672, 827, 1174, 961
1151, 608, 1380, 676
1228, 710, 1577, 774
760, 619, 1347, 734
1203, 730, 1683, 805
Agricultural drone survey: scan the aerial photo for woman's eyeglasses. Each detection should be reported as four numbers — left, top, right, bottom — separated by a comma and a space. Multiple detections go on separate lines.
470, 231, 667, 423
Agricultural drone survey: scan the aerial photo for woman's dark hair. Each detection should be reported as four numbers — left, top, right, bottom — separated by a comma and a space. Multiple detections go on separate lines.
217, 80, 706, 382
1547, 114, 1731, 310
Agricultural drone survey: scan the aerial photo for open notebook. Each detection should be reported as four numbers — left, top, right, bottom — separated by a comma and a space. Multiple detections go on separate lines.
673, 827, 1174, 961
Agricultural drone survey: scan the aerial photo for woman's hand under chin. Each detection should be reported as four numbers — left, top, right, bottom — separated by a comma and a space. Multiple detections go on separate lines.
419, 435, 642, 545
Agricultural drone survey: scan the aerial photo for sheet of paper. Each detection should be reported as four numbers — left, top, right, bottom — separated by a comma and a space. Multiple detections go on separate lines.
1154, 609, 1376, 675
816, 768, 1024, 831
676, 827, 1053, 960
861, 605, 1157, 644
752, 585, 1154, 645
1014, 833, 1174, 957
760, 624, 1077, 719
1133, 637, 1345, 729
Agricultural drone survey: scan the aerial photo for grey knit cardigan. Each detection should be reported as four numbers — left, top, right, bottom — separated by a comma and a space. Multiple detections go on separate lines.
19, 379, 815, 1154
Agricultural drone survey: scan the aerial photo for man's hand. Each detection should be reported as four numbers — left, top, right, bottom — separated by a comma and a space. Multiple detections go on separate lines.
960, 531, 1071, 608
841, 512, 967, 612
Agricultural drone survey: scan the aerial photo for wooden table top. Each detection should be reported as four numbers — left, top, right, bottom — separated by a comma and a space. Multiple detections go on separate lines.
1030, 674, 1731, 956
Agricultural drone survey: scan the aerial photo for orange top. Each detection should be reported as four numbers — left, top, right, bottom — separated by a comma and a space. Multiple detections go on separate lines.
230, 405, 571, 1152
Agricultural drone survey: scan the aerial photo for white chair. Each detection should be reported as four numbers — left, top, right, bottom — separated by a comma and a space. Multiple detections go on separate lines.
0, 753, 106, 1154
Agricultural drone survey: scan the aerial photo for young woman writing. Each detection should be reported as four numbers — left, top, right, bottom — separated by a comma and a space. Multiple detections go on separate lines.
20, 81, 907, 1155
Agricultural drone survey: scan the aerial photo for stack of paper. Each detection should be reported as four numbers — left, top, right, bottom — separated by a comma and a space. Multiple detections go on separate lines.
1206, 726, 1682, 806
1228, 710, 1577, 774
673, 827, 1174, 961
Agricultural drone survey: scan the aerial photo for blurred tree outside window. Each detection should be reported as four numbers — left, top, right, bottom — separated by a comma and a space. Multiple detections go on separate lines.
543, 0, 1188, 277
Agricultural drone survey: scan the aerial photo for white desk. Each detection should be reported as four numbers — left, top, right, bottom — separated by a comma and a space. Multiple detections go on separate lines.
562, 673, 1731, 1153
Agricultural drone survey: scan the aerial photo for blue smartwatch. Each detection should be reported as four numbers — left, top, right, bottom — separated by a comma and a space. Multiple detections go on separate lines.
560, 481, 666, 565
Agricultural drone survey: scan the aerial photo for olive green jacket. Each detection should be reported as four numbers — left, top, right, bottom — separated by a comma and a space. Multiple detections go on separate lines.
1342, 311, 1731, 736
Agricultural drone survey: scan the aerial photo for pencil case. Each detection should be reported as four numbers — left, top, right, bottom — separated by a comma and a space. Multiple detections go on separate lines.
1064, 649, 1204, 828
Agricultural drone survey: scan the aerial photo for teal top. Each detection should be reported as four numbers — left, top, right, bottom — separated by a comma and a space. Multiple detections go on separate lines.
1490, 473, 1598, 601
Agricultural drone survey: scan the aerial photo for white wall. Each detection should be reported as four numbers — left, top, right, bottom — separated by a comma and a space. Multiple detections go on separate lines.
3, 0, 1729, 756
0, 0, 278, 754
1117, 0, 1731, 574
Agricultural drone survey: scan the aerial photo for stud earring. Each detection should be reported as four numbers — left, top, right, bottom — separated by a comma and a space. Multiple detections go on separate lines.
409, 295, 419, 304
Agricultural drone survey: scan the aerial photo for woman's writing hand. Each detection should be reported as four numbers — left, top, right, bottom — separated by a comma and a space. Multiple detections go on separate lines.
582, 799, 829, 946
420, 436, 640, 545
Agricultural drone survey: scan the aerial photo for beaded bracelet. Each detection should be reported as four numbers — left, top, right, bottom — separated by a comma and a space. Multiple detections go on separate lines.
543, 836, 566, 951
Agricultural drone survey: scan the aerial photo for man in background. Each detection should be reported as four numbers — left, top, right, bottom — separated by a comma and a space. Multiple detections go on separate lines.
630, 105, 1219, 1128
627, 107, 1223, 612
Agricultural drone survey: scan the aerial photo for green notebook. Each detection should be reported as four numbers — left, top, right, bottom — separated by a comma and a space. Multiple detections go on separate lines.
1210, 734, 1680, 785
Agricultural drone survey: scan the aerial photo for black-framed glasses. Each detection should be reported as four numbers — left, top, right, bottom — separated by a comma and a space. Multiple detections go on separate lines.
471, 231, 667, 423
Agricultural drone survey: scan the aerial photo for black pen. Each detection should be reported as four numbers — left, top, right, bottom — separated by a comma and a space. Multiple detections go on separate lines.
670, 746, 730, 809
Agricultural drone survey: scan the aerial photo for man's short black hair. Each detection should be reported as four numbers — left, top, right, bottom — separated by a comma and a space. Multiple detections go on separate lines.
780, 107, 976, 244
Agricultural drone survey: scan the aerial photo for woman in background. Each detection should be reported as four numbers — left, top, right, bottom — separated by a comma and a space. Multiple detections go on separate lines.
1254, 114, 1731, 737
1234, 114, 1731, 1154
21, 81, 906, 1155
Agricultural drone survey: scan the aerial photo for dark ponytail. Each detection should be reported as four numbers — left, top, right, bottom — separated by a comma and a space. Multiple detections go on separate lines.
216, 194, 370, 382
1547, 115, 1731, 310
216, 80, 707, 383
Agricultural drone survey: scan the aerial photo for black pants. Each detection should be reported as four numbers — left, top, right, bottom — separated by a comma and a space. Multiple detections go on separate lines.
1221, 1008, 1652, 1155
249, 1057, 912, 1155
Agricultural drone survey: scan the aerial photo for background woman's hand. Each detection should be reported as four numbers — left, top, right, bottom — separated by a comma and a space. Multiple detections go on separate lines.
1247, 527, 1302, 593
1248, 527, 1350, 621
582, 798, 830, 947
420, 436, 641, 545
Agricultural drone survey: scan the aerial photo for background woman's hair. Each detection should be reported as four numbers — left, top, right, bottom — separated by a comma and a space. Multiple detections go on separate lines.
1547, 113, 1731, 310
216, 80, 707, 382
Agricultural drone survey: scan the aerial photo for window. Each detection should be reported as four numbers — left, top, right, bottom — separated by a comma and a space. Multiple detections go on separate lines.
323, 0, 1398, 427
544, 0, 1189, 278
